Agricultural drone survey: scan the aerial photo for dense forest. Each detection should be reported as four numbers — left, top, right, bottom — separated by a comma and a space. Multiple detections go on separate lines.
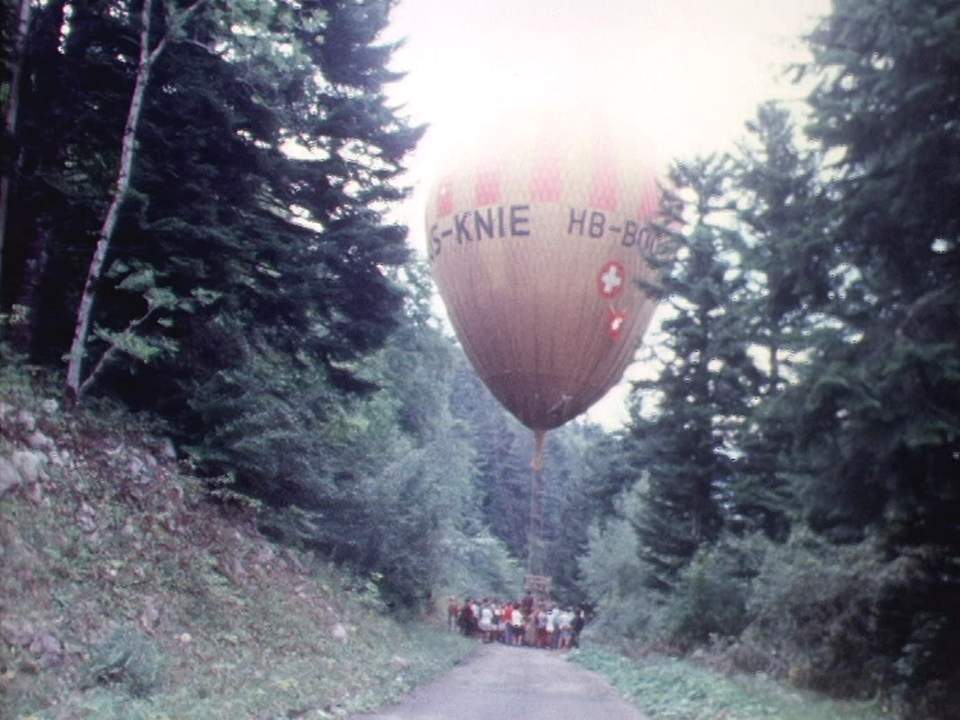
1, 1, 957, 718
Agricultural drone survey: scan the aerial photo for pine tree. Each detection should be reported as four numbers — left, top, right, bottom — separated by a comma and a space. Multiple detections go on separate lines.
722, 103, 833, 541
1, 0, 423, 404
787, 0, 960, 544
130, 0, 423, 403
626, 156, 751, 590
768, 0, 960, 707
448, 363, 533, 560
541, 420, 609, 602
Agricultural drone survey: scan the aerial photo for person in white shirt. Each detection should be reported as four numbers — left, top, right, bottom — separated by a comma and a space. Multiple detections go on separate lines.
478, 602, 494, 643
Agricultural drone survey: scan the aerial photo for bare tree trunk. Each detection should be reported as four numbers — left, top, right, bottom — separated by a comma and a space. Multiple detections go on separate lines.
0, 0, 35, 344
64, 0, 207, 402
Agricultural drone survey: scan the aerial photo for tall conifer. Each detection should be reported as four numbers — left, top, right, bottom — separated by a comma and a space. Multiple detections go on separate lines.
627, 156, 746, 590
776, 0, 960, 703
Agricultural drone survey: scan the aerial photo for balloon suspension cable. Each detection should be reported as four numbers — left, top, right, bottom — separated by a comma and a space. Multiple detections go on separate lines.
531, 428, 547, 473
527, 429, 547, 583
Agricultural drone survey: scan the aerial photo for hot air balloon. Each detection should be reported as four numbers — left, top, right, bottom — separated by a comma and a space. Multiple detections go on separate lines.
425, 109, 670, 467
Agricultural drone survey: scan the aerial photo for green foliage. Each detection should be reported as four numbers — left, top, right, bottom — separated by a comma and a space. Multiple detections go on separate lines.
662, 534, 765, 648
734, 102, 834, 331
83, 626, 164, 699
185, 334, 339, 504
447, 363, 534, 559
579, 488, 763, 648
741, 529, 942, 702
574, 645, 900, 720
436, 530, 524, 601
0, 346, 36, 395
577, 480, 662, 640
769, 4, 960, 708
82, 260, 220, 380
785, 0, 960, 542
439, 347, 609, 596
189, 310, 522, 609
540, 421, 607, 601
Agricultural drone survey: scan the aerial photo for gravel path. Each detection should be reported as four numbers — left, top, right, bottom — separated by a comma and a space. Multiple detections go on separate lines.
346, 643, 649, 720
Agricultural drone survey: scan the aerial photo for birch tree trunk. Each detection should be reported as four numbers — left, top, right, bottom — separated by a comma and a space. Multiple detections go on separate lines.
0, 0, 35, 343
65, 0, 207, 402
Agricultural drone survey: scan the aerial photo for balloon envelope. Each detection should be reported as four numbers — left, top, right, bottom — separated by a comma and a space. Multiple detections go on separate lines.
426, 111, 667, 431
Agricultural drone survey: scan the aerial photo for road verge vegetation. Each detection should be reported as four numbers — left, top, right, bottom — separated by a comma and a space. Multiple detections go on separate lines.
573, 644, 899, 720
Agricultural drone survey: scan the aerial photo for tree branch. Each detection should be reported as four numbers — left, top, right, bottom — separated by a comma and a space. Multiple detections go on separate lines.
77, 303, 164, 399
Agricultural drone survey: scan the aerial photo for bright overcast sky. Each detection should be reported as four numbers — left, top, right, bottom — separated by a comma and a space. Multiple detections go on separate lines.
383, 0, 832, 428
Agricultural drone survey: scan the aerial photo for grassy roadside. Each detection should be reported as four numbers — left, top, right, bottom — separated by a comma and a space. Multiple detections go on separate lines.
572, 644, 900, 720
1, 368, 475, 720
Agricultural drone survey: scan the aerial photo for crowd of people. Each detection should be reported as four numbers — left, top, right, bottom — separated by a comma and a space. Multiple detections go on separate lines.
446, 594, 586, 650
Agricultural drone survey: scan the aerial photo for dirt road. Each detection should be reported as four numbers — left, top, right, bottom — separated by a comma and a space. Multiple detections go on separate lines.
346, 643, 648, 720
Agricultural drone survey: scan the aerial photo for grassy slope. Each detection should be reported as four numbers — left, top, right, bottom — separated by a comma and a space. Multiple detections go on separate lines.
0, 374, 474, 720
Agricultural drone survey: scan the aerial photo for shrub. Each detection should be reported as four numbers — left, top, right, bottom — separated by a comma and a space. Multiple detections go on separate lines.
578, 509, 659, 641
660, 533, 766, 648
741, 529, 905, 698
84, 626, 164, 699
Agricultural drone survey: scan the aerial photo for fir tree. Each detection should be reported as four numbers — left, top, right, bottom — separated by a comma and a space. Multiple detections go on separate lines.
0, 0, 423, 404
776, 0, 960, 706
786, 0, 960, 544
722, 103, 833, 541
627, 156, 749, 590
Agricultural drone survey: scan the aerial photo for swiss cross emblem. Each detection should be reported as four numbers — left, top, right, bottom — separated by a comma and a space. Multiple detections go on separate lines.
608, 308, 628, 340
598, 261, 626, 298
